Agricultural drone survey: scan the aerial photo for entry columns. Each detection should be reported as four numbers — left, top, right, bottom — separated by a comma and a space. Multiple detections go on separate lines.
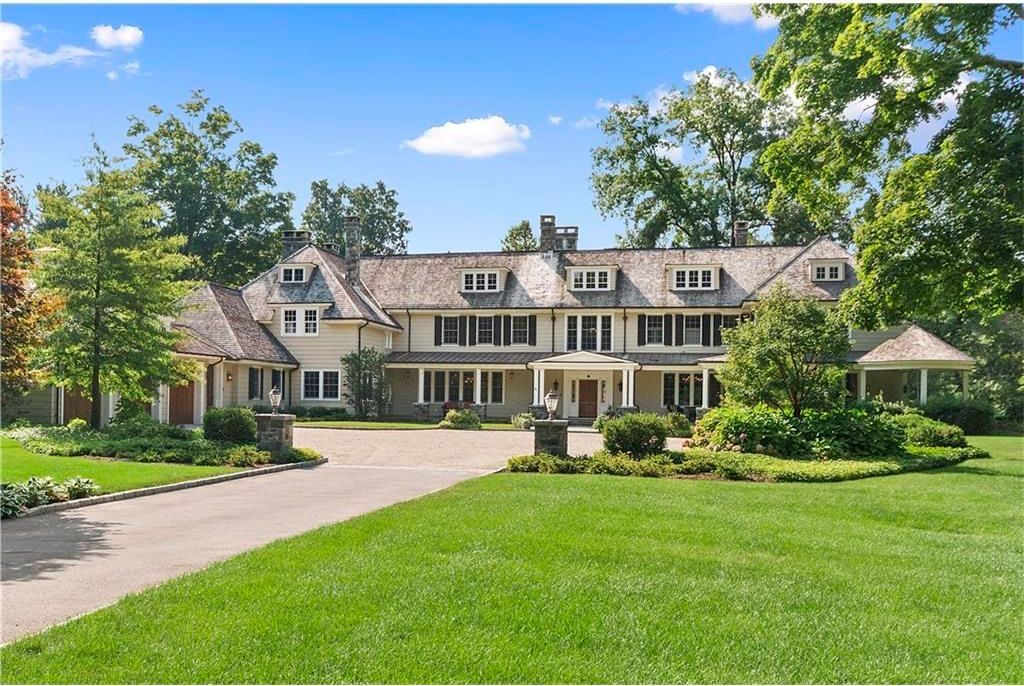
858, 369, 867, 401
919, 368, 929, 405
701, 368, 710, 408
474, 368, 482, 404
417, 368, 425, 404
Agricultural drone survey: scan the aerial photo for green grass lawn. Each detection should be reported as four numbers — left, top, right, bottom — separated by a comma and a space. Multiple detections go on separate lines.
0, 437, 240, 494
3, 436, 1021, 683
297, 419, 520, 431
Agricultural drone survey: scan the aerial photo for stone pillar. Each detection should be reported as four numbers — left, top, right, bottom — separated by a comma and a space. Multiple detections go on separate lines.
418, 368, 425, 404
701, 368, 710, 408
919, 369, 929, 406
858, 369, 867, 401
255, 413, 295, 454
533, 418, 569, 457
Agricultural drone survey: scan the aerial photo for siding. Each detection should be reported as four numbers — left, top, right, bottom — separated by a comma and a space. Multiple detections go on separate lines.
852, 325, 908, 352
2, 385, 57, 425
388, 367, 532, 418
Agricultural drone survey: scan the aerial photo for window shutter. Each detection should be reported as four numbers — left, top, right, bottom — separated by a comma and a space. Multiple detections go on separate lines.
468, 316, 477, 346
493, 315, 502, 345
260, 369, 265, 399
663, 314, 673, 346
637, 314, 647, 346
434, 316, 442, 346
503, 315, 512, 346
675, 315, 684, 346
527, 315, 537, 346
458, 316, 467, 346
713, 314, 723, 346
701, 314, 712, 346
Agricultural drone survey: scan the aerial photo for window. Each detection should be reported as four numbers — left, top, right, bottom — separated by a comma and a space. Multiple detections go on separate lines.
489, 371, 504, 404
271, 370, 283, 394
322, 371, 340, 400
283, 309, 297, 334
828, 265, 840, 280
302, 370, 341, 400
662, 373, 676, 407
511, 315, 529, 345
462, 271, 501, 292
281, 267, 305, 283
580, 315, 598, 351
662, 372, 702, 406
569, 268, 613, 291
302, 371, 319, 400
646, 316, 664, 345
722, 315, 739, 330
565, 314, 613, 352
448, 371, 460, 401
248, 368, 263, 400
814, 265, 827, 280
384, 332, 393, 349
673, 267, 717, 290
284, 308, 319, 336
477, 316, 493, 344
601, 316, 612, 351
462, 372, 475, 402
304, 309, 319, 335
442, 316, 459, 345
432, 370, 445, 403
566, 316, 578, 350
811, 261, 845, 281
683, 315, 702, 345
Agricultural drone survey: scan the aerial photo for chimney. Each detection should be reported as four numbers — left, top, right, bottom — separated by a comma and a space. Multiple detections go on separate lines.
538, 214, 579, 252
342, 215, 362, 284
282, 229, 312, 259
732, 220, 749, 247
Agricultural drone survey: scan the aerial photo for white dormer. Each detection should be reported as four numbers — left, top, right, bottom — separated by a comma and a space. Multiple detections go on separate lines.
808, 259, 846, 282
668, 264, 721, 291
459, 268, 508, 293
279, 262, 315, 284
567, 266, 618, 291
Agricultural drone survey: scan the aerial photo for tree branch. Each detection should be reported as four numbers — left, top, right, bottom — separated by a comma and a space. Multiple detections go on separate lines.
974, 53, 1024, 76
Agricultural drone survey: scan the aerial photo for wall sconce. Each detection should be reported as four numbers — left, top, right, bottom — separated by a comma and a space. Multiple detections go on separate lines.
226, 373, 233, 382
552, 379, 560, 392
617, 381, 623, 391
405, 370, 411, 378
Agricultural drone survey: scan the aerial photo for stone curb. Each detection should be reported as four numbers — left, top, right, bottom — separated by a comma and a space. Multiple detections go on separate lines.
17, 458, 329, 519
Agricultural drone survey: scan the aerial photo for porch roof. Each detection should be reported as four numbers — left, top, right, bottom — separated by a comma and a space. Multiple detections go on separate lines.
857, 325, 974, 368
386, 350, 717, 368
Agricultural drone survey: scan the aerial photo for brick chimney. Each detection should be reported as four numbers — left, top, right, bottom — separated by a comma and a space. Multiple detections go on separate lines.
342, 215, 362, 284
282, 229, 312, 259
538, 214, 579, 251
732, 220, 750, 247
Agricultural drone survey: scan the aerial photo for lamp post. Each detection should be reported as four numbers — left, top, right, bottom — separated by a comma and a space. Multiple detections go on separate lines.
269, 386, 282, 415
543, 390, 559, 420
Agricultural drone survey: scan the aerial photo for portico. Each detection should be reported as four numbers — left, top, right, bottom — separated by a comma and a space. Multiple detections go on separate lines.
528, 352, 640, 419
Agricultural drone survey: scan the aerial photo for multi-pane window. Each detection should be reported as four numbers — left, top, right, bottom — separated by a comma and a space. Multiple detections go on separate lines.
448, 371, 460, 401
828, 265, 840, 280
511, 316, 529, 344
302, 370, 341, 400
283, 309, 297, 334
662, 373, 676, 407
442, 316, 459, 345
489, 371, 504, 404
281, 267, 305, 283
683, 315, 702, 345
815, 265, 827, 280
812, 262, 845, 281
271, 369, 283, 394
570, 269, 612, 291
566, 317, 578, 350
303, 309, 319, 335
674, 268, 716, 290
477, 316, 494, 344
322, 371, 340, 400
280, 308, 320, 335
432, 370, 445, 403
580, 315, 598, 351
462, 372, 475, 402
646, 316, 665, 345
462, 271, 500, 291
600, 316, 612, 351
423, 370, 503, 404
248, 368, 263, 400
662, 373, 703, 407
565, 314, 612, 352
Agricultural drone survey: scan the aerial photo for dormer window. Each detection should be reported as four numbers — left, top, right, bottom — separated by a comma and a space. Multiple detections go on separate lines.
671, 266, 719, 291
280, 266, 308, 283
568, 267, 615, 291
461, 270, 501, 292
281, 307, 320, 336
810, 260, 846, 282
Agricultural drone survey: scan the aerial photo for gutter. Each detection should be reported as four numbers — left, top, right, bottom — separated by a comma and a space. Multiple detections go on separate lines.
357, 320, 369, 351
406, 309, 412, 352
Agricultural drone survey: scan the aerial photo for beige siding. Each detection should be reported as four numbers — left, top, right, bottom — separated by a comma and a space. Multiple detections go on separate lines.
634, 370, 664, 413
852, 325, 909, 352
398, 311, 558, 354
3, 385, 57, 425
388, 367, 533, 418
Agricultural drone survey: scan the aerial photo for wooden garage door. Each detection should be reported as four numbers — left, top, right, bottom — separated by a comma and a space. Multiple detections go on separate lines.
168, 382, 195, 425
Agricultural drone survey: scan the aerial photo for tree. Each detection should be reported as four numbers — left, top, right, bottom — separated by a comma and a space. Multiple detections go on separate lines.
591, 67, 832, 248
500, 219, 537, 251
0, 170, 57, 409
301, 179, 411, 255
754, 4, 1023, 323
34, 147, 197, 428
341, 348, 391, 420
123, 90, 295, 287
717, 283, 850, 417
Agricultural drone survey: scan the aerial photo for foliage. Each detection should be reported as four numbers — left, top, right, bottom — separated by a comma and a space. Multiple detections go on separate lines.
202, 407, 258, 444
107, 411, 194, 441
799, 408, 906, 458
663, 412, 692, 438
510, 412, 535, 430
34, 146, 197, 428
500, 220, 538, 251
341, 348, 391, 419
62, 476, 102, 499
754, 4, 1023, 324
506, 451, 673, 478
848, 398, 920, 416
718, 283, 850, 417
922, 396, 995, 435
0, 483, 28, 519
66, 418, 90, 433
600, 412, 668, 458
892, 413, 967, 448
0, 475, 101, 519
592, 406, 625, 432
273, 446, 322, 464
301, 179, 411, 256
438, 409, 481, 430
122, 90, 294, 286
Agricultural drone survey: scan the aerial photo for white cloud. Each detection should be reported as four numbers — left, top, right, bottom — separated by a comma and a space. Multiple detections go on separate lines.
572, 116, 600, 130
683, 64, 725, 85
1, 21, 100, 79
656, 142, 683, 164
841, 95, 877, 122
547, 115, 563, 125
122, 60, 140, 75
330, 147, 356, 157
675, 3, 779, 30
90, 24, 143, 51
595, 97, 617, 110
105, 70, 119, 81
403, 116, 530, 158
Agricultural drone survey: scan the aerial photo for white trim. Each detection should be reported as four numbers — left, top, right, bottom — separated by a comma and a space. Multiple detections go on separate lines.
280, 307, 322, 337
566, 266, 617, 292
668, 265, 720, 291
459, 269, 504, 293
563, 312, 615, 353
300, 369, 342, 401
808, 259, 846, 282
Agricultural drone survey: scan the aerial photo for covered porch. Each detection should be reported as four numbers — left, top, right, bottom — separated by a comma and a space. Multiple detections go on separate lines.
528, 352, 640, 420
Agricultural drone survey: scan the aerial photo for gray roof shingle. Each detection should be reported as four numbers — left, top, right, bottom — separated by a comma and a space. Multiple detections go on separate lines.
858, 325, 974, 364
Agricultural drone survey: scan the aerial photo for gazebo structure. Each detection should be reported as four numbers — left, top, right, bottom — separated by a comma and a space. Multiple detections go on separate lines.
852, 325, 974, 404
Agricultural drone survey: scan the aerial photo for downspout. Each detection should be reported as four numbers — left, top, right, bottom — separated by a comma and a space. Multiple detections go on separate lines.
621, 308, 628, 354
357, 320, 369, 351
550, 308, 556, 353
406, 309, 412, 352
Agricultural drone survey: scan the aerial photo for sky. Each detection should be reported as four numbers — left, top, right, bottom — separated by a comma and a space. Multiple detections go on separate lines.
2, 4, 1020, 253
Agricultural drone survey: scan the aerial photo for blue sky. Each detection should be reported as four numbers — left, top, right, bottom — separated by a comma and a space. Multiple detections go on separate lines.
2, 5, 1019, 253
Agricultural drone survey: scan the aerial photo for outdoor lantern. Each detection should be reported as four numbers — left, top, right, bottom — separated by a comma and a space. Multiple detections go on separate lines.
269, 386, 282, 414
544, 390, 559, 420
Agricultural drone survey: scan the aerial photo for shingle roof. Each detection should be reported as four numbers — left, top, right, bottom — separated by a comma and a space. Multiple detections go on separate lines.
176, 284, 298, 365
172, 325, 230, 358
242, 245, 398, 328
359, 239, 854, 310
858, 325, 974, 365
749, 237, 857, 300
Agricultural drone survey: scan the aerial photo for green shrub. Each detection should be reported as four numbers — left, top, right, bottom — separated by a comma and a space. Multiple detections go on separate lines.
663, 412, 692, 438
592, 407, 625, 432
892, 413, 968, 447
63, 477, 101, 499
692, 404, 806, 456
923, 397, 995, 434
849, 399, 920, 416
67, 418, 89, 433
1, 483, 28, 519
23, 477, 69, 508
108, 413, 193, 440
510, 412, 535, 430
438, 409, 481, 430
272, 446, 322, 464
203, 407, 258, 444
799, 409, 906, 457
601, 412, 668, 458
506, 453, 551, 473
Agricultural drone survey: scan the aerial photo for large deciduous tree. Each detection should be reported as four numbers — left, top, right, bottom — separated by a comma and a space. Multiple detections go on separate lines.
591, 67, 833, 248
123, 90, 295, 287
301, 179, 411, 255
717, 284, 851, 417
35, 148, 197, 428
754, 3, 1023, 325
500, 219, 537, 251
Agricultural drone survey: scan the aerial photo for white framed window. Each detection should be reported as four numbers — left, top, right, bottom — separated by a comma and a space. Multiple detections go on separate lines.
811, 261, 846, 281
480, 371, 504, 404
511, 315, 529, 345
568, 268, 613, 291
304, 309, 319, 335
282, 308, 320, 336
565, 314, 613, 352
662, 372, 703, 407
302, 370, 341, 400
672, 267, 717, 291
384, 332, 393, 349
477, 316, 494, 345
283, 309, 297, 335
461, 271, 501, 292
442, 316, 459, 345
683, 315, 702, 345
281, 267, 306, 283
646, 316, 665, 345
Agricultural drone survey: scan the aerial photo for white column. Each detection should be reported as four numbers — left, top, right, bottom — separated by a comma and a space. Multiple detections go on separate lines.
689, 373, 696, 406
417, 368, 425, 403
532, 368, 541, 404
213, 363, 225, 408
858, 369, 867, 401
538, 368, 546, 404
195, 372, 207, 424
474, 368, 482, 404
919, 368, 929, 406
107, 392, 119, 425
962, 370, 970, 400
701, 368, 711, 408
625, 368, 635, 406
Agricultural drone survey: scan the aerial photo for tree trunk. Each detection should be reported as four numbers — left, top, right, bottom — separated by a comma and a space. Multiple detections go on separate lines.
90, 304, 102, 429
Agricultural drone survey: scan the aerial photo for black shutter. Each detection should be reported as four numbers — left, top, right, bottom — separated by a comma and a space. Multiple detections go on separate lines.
663, 314, 673, 346
637, 314, 647, 346
713, 314, 723, 346
503, 315, 512, 346
527, 315, 537, 346
675, 315, 684, 346
260, 369, 265, 399
493, 315, 502, 345
701, 314, 712, 346
468, 316, 477, 346
434, 316, 442, 346
458, 316, 467, 346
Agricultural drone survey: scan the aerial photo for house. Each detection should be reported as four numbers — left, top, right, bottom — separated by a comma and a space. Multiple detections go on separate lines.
17, 216, 975, 426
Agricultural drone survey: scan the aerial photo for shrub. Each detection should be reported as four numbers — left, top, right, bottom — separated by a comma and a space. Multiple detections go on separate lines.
272, 446, 322, 464
799, 408, 906, 457
692, 404, 807, 456
663, 412, 692, 438
507, 451, 672, 477
923, 397, 995, 434
601, 412, 668, 458
67, 417, 89, 433
63, 477, 101, 499
1, 483, 28, 519
511, 412, 535, 430
107, 413, 193, 440
203, 407, 258, 444
849, 399, 920, 416
592, 407, 625, 432
23, 477, 69, 508
892, 413, 968, 447
438, 409, 481, 430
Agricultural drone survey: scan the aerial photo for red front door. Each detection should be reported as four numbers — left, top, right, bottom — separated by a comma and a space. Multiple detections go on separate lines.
578, 380, 598, 418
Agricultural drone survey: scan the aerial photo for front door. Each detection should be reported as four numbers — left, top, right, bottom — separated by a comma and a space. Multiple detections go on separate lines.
578, 380, 598, 418
169, 382, 195, 425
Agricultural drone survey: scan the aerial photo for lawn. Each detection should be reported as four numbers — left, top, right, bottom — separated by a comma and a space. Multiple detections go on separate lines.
3, 436, 1021, 683
297, 419, 519, 431
0, 437, 240, 494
